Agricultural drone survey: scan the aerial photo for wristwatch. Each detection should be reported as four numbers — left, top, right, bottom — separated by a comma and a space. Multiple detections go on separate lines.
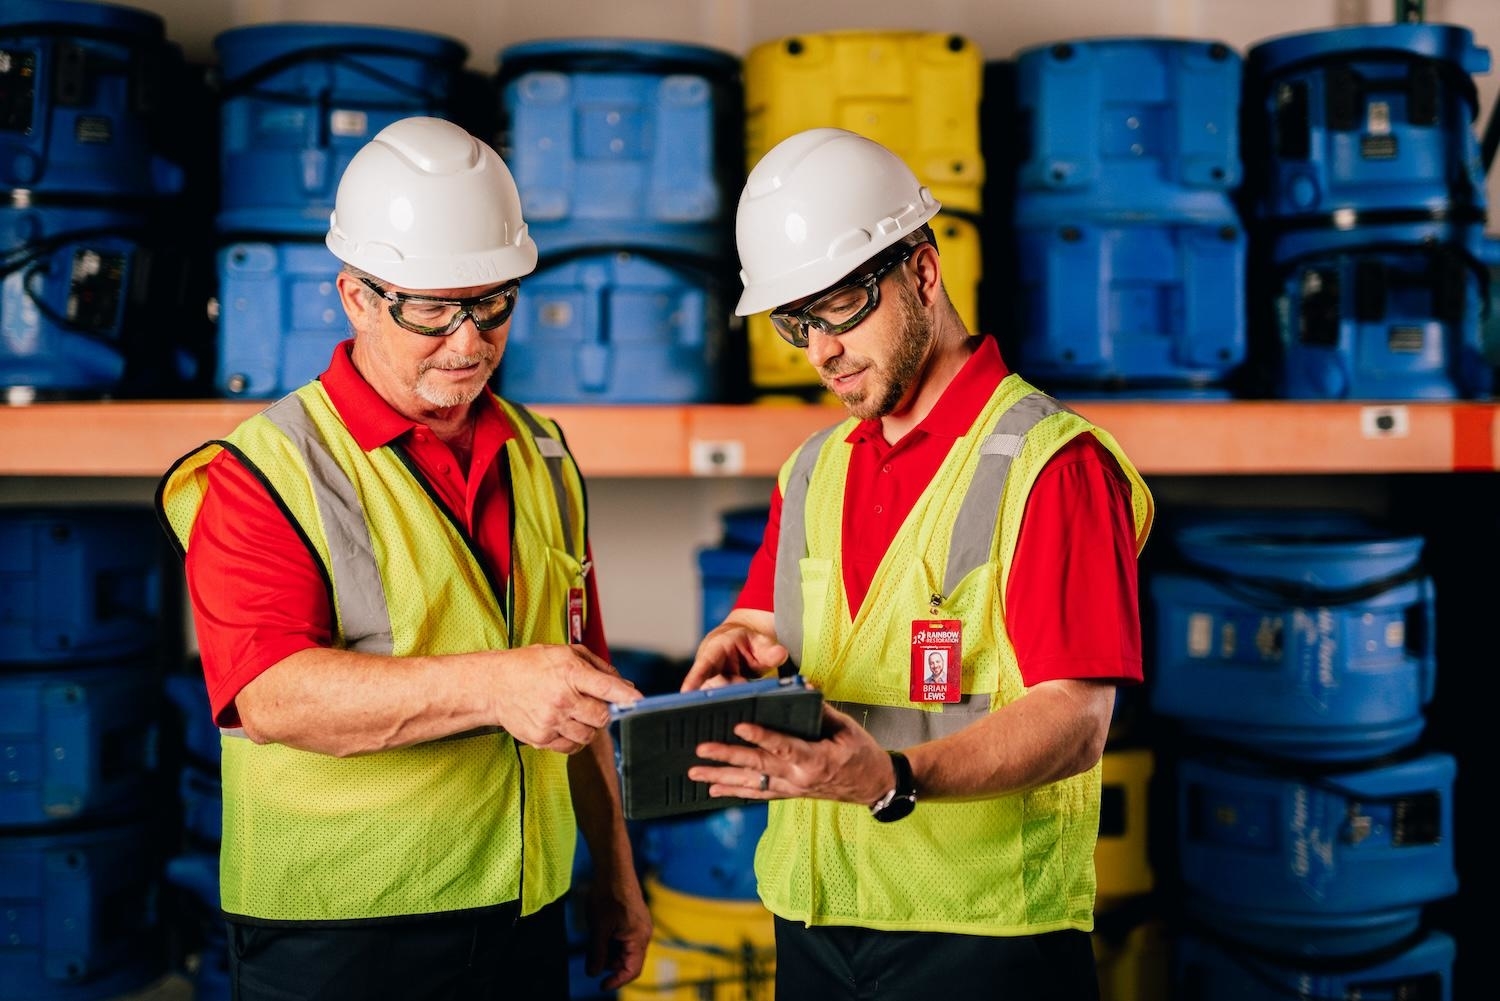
869, 750, 917, 822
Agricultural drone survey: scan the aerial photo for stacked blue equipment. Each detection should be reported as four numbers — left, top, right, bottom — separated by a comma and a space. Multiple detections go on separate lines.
1482, 235, 1500, 372
1150, 510, 1457, 983
695, 506, 769, 639
1011, 37, 1247, 396
162, 672, 229, 1001
0, 823, 165, 1000
1176, 750, 1456, 957
495, 39, 741, 403
0, 0, 184, 400
1245, 24, 1493, 399
211, 22, 468, 398
1151, 514, 1436, 760
1176, 928, 1456, 999
0, 507, 167, 1001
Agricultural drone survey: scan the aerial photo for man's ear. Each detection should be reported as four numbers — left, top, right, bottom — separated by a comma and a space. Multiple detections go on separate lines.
334, 272, 377, 331
912, 242, 943, 308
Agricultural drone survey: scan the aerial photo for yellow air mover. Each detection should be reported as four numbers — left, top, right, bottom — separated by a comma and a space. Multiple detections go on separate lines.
1092, 915, 1171, 1001
619, 875, 776, 1001
1095, 747, 1154, 906
745, 29, 983, 211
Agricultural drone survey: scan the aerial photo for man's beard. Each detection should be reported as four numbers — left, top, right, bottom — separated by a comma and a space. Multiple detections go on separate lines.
414, 350, 498, 408
822, 282, 931, 421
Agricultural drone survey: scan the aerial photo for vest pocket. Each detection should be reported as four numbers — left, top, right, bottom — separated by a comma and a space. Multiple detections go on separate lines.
798, 557, 833, 670
540, 546, 585, 644
939, 560, 1004, 696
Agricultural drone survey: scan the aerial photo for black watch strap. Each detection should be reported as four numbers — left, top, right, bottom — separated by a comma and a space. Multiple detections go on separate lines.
870, 750, 917, 822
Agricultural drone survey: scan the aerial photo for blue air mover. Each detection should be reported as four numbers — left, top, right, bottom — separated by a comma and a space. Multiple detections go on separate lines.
178, 767, 222, 846
0, 507, 162, 665
609, 647, 681, 698
1175, 928, 1455, 1000
640, 804, 767, 900
0, 0, 182, 197
1014, 37, 1242, 219
0, 665, 158, 826
1151, 515, 1434, 760
496, 250, 726, 403
165, 853, 228, 1001
1272, 223, 1493, 400
1477, 233, 1498, 370
0, 822, 164, 1001
1013, 216, 1246, 393
1245, 24, 1490, 229
1176, 750, 1457, 957
164, 672, 219, 768
213, 22, 467, 235
213, 239, 345, 397
696, 507, 768, 638
696, 545, 755, 640
1, 200, 147, 399
719, 506, 769, 550
497, 38, 741, 260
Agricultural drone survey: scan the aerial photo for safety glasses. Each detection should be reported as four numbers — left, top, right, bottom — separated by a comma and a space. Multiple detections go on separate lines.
768, 241, 926, 349
358, 276, 520, 337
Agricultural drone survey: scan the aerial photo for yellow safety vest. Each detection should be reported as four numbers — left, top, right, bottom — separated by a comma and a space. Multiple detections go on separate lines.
157, 382, 588, 923
759, 374, 1153, 935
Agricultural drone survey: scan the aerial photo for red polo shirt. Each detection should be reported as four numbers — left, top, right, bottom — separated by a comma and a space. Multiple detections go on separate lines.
184, 340, 608, 725
735, 336, 1143, 687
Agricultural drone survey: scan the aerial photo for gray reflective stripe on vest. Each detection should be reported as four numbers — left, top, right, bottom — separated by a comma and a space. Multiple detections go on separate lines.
773, 425, 839, 666
943, 391, 1065, 595
509, 405, 575, 551
264, 394, 393, 655
829, 696, 992, 748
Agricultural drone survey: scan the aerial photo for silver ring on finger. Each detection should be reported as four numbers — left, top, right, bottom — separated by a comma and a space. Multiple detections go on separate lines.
758, 772, 770, 792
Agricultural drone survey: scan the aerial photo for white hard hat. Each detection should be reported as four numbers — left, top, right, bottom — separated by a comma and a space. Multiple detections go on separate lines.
325, 116, 537, 290
734, 127, 941, 316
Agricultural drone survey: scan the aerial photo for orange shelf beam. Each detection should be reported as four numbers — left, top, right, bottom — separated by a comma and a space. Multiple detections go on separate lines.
0, 400, 1494, 478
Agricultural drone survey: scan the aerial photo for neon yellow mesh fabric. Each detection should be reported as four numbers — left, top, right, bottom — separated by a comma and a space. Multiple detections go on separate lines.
758, 374, 1153, 934
159, 385, 584, 921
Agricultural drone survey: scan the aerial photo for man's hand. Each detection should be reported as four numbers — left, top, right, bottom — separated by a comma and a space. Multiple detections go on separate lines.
687, 702, 893, 807
581, 862, 653, 991
491, 644, 640, 754
681, 609, 786, 691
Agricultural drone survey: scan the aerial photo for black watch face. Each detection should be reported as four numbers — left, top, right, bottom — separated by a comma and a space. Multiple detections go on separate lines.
875, 795, 916, 823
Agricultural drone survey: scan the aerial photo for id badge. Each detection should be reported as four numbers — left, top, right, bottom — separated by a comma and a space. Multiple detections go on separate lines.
568, 588, 585, 643
911, 619, 962, 703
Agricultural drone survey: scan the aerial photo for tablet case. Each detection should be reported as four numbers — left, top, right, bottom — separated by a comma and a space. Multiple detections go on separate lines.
609, 675, 823, 821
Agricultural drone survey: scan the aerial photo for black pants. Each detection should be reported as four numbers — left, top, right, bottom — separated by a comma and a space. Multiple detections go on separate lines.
773, 917, 1101, 1001
227, 897, 568, 1001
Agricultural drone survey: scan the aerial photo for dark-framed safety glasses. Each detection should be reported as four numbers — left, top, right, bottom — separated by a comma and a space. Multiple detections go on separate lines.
768, 240, 928, 349
358, 275, 520, 337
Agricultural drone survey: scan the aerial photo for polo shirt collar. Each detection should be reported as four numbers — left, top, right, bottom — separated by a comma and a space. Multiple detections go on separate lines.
846, 335, 1011, 446
319, 339, 505, 452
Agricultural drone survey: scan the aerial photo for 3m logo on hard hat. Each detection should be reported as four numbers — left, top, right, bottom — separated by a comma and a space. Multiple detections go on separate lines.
454, 260, 507, 282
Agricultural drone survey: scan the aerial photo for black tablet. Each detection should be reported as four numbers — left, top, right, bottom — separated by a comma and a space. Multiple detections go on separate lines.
608, 675, 824, 821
